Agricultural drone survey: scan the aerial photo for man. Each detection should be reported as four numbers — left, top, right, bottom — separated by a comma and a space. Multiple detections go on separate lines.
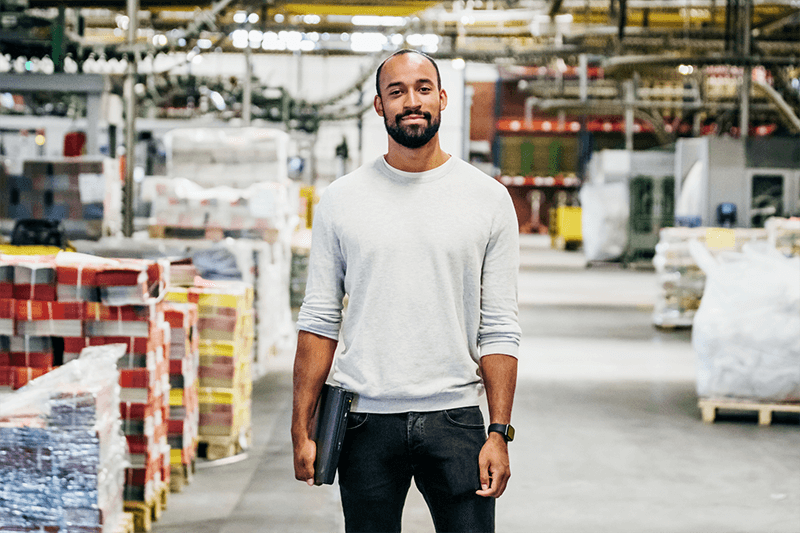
292, 49, 521, 533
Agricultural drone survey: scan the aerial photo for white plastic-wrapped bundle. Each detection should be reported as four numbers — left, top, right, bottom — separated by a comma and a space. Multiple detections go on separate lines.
690, 241, 800, 401
0, 344, 128, 533
579, 182, 628, 262
164, 127, 289, 189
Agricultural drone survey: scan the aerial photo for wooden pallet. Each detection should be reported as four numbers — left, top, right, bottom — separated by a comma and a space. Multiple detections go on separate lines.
198, 426, 252, 461
114, 512, 135, 533
149, 225, 278, 242
169, 459, 196, 493
124, 482, 169, 532
699, 398, 800, 425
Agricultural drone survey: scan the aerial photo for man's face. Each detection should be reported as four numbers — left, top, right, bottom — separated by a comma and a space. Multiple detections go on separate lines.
375, 54, 447, 149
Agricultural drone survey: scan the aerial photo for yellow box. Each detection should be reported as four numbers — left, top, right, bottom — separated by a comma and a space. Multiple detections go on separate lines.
705, 228, 736, 249
170, 449, 183, 465
553, 206, 583, 242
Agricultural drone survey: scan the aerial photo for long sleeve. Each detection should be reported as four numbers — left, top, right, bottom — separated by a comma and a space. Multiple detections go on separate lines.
296, 192, 346, 341
478, 191, 521, 358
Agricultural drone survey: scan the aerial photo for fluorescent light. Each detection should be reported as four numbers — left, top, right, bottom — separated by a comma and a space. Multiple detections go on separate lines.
350, 32, 387, 52
406, 34, 423, 46
248, 13, 259, 23
233, 11, 247, 24
351, 15, 406, 26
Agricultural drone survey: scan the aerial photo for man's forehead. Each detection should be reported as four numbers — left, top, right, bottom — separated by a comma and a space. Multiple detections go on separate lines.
380, 54, 437, 87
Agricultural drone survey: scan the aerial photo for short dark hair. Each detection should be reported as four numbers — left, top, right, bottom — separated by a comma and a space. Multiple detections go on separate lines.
375, 49, 441, 98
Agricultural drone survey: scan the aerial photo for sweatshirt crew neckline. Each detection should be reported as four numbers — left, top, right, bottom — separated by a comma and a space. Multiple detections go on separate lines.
378, 155, 455, 184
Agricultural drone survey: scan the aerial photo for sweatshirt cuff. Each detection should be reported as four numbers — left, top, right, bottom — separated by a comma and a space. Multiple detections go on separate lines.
479, 342, 519, 358
296, 324, 340, 342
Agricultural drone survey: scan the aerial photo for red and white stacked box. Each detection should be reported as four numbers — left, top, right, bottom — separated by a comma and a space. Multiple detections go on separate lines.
14, 299, 83, 337
77, 257, 171, 504
0, 298, 13, 336
0, 260, 13, 299
163, 302, 200, 469
11, 257, 57, 302
120, 397, 169, 503
0, 335, 51, 391
55, 262, 102, 303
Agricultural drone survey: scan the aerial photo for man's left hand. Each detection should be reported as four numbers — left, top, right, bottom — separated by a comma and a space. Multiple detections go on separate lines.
476, 433, 511, 498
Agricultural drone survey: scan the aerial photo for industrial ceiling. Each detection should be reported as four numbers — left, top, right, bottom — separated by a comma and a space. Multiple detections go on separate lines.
3, 1, 799, 63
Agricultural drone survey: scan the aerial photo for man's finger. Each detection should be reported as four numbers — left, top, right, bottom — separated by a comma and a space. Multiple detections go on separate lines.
477, 456, 491, 494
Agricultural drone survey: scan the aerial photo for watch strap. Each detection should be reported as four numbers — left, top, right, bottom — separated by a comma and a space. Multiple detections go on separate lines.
487, 423, 514, 442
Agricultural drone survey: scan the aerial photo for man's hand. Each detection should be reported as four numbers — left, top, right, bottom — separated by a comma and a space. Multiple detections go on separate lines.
475, 433, 511, 498
293, 436, 317, 486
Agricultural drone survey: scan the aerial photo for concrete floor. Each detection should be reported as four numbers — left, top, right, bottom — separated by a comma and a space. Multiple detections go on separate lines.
154, 235, 800, 533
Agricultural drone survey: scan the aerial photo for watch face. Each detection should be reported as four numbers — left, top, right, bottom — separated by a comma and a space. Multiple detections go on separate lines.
506, 425, 515, 442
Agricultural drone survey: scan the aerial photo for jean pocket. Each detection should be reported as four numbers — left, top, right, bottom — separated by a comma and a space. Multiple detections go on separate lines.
346, 412, 369, 431
443, 407, 484, 430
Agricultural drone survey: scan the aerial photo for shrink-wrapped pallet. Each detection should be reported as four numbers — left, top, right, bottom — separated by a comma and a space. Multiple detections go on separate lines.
652, 227, 768, 328
0, 343, 128, 533
690, 240, 800, 401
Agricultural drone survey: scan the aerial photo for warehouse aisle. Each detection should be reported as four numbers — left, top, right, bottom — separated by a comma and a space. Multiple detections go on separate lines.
153, 235, 800, 533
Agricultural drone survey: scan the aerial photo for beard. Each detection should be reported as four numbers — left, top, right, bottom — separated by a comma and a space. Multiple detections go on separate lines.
384, 109, 441, 149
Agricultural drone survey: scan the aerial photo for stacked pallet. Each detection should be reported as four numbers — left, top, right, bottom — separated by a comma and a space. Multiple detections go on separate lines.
0, 251, 173, 531
652, 227, 768, 328
690, 235, 800, 424
163, 302, 200, 492
2, 159, 117, 240
166, 281, 254, 460
0, 344, 129, 533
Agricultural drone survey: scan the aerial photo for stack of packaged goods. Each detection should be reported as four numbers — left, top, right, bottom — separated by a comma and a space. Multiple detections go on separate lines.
166, 281, 253, 460
0, 256, 60, 391
652, 227, 768, 328
163, 302, 199, 491
84, 302, 171, 509
0, 344, 128, 533
55, 253, 172, 513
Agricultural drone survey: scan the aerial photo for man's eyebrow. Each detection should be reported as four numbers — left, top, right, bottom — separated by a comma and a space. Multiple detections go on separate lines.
384, 78, 436, 90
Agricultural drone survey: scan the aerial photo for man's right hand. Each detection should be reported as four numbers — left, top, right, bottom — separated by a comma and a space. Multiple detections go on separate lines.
293, 436, 317, 486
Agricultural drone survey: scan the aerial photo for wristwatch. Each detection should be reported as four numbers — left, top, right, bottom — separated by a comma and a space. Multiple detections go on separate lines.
487, 423, 515, 442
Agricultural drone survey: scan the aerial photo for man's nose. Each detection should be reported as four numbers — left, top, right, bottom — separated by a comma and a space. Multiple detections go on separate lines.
405, 90, 421, 108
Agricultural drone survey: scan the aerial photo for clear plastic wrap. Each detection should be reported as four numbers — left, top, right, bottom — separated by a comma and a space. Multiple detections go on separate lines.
0, 344, 129, 533
579, 182, 628, 262
652, 227, 768, 328
690, 240, 800, 401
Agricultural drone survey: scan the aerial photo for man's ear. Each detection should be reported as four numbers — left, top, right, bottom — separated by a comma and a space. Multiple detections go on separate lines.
439, 89, 448, 112
374, 94, 384, 117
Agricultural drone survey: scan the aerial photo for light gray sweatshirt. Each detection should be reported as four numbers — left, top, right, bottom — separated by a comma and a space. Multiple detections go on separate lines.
296, 156, 521, 413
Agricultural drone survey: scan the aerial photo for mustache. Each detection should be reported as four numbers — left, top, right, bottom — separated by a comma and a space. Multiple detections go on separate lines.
396, 109, 432, 122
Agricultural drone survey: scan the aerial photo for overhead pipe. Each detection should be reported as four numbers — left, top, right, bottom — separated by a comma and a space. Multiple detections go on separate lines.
524, 96, 672, 145
752, 79, 800, 134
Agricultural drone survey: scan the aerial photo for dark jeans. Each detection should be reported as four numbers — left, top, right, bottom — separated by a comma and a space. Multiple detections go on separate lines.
337, 407, 495, 533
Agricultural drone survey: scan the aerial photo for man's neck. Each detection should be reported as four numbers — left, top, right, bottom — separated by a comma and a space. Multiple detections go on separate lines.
384, 137, 450, 173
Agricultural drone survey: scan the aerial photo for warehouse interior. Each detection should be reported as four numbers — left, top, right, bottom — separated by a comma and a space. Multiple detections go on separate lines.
0, 1, 799, 532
